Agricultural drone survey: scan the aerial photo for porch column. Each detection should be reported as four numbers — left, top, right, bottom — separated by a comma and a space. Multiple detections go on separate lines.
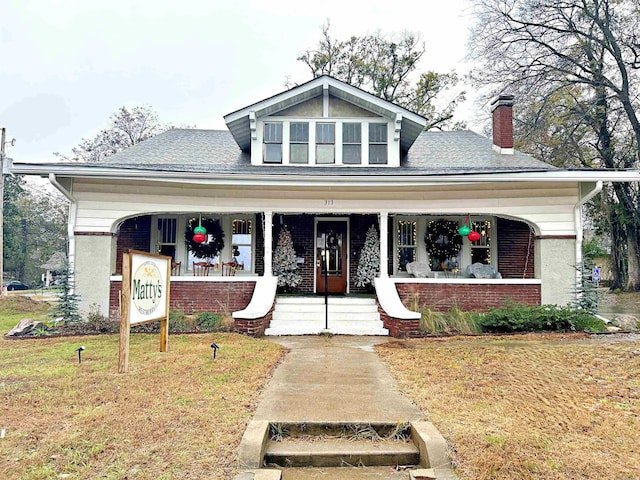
379, 211, 389, 277
263, 211, 273, 276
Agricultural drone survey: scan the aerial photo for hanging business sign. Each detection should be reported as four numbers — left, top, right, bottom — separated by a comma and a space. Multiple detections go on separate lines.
119, 249, 171, 373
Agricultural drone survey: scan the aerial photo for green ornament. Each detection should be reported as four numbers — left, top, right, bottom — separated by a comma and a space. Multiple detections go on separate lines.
194, 225, 206, 235
458, 225, 471, 236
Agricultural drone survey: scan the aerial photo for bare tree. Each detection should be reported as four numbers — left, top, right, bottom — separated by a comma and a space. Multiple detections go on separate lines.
55, 106, 172, 163
470, 0, 640, 290
296, 23, 467, 130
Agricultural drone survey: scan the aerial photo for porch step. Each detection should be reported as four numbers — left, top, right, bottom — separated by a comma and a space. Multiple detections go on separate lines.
265, 296, 388, 336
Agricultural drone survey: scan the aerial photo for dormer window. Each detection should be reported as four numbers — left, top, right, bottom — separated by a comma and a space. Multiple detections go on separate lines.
343, 123, 362, 165
316, 123, 335, 164
263, 122, 283, 163
290, 122, 309, 164
369, 123, 388, 165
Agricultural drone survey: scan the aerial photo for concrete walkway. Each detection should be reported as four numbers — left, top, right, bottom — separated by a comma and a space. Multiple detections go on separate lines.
253, 335, 424, 424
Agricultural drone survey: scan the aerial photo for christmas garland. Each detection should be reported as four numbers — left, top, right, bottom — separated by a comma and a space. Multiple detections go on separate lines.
185, 217, 225, 259
424, 219, 462, 260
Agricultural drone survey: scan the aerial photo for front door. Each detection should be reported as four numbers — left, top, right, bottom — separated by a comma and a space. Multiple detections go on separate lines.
316, 220, 348, 294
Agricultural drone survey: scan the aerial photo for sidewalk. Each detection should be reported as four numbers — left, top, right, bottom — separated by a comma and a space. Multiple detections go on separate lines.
252, 335, 424, 424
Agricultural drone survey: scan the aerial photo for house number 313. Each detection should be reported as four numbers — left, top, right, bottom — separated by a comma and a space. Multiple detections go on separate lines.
324, 199, 334, 206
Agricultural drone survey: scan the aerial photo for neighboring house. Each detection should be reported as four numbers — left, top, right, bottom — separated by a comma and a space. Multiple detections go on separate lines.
40, 251, 67, 287
9, 76, 640, 337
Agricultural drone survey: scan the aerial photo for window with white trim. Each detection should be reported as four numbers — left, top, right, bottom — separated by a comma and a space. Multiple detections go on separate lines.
290, 122, 309, 164
263, 122, 283, 163
342, 122, 362, 164
316, 123, 335, 164
232, 218, 253, 271
157, 217, 177, 259
470, 220, 492, 264
369, 123, 388, 164
397, 220, 417, 271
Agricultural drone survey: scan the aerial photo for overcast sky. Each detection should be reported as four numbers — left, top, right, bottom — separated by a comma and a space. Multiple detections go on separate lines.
1, 0, 482, 163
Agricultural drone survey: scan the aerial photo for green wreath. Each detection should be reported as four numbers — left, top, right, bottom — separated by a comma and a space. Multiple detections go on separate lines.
424, 219, 462, 260
185, 217, 225, 259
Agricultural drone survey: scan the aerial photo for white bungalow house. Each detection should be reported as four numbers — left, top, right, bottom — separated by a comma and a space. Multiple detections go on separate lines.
9, 76, 640, 336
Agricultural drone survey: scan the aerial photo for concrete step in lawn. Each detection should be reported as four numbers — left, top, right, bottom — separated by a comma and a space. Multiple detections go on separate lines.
265, 437, 420, 468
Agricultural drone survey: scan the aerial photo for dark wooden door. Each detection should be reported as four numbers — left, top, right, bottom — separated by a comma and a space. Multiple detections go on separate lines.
316, 220, 348, 294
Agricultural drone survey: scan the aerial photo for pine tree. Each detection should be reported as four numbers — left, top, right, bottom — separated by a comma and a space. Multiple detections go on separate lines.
355, 225, 380, 288
273, 226, 302, 290
49, 261, 82, 325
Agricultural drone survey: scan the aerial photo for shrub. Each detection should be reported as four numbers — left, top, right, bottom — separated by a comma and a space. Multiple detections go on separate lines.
196, 312, 223, 331
168, 310, 197, 332
476, 301, 603, 333
573, 315, 608, 333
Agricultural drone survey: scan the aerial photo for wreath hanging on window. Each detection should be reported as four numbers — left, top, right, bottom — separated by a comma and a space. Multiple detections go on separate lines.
185, 217, 225, 259
424, 219, 462, 260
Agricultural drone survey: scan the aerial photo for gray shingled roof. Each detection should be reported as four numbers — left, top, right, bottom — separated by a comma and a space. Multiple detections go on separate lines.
95, 128, 555, 175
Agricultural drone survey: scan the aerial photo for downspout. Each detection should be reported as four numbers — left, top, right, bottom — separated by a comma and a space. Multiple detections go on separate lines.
574, 181, 603, 287
49, 174, 77, 272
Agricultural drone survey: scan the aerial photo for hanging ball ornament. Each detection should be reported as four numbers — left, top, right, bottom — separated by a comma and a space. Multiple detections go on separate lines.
194, 225, 206, 235
458, 224, 471, 236
193, 232, 207, 243
468, 231, 481, 242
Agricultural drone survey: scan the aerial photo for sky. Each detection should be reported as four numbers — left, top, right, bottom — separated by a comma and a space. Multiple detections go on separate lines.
1, 0, 482, 163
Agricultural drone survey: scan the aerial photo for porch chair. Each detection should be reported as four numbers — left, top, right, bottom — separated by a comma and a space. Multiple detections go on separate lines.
193, 261, 211, 276
171, 260, 181, 276
406, 261, 432, 278
222, 261, 237, 276
466, 262, 502, 279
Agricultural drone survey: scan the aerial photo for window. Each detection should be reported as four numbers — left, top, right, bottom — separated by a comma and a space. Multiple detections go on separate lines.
342, 123, 362, 164
369, 123, 388, 164
470, 220, 492, 264
263, 122, 282, 163
397, 220, 417, 272
316, 123, 335, 164
157, 217, 177, 258
232, 218, 253, 271
290, 122, 309, 164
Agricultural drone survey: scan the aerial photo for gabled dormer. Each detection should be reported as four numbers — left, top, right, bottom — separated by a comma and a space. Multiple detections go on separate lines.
223, 76, 427, 167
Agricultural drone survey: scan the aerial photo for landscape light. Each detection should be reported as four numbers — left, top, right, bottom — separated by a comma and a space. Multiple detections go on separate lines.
75, 346, 85, 364
210, 342, 219, 359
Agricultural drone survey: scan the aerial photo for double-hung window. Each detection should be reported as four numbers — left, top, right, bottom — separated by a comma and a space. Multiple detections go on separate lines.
232, 218, 253, 271
342, 123, 362, 164
470, 220, 492, 264
369, 123, 388, 164
397, 220, 417, 272
263, 122, 283, 163
316, 123, 335, 164
290, 122, 309, 164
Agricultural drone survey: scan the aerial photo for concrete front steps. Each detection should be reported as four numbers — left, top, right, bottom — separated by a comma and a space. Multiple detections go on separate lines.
237, 421, 458, 480
265, 296, 389, 336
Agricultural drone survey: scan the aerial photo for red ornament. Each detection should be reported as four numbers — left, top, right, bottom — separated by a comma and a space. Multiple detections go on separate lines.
468, 231, 481, 242
193, 233, 207, 243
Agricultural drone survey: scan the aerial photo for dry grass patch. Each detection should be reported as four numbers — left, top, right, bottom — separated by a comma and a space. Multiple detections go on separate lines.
377, 333, 640, 480
0, 332, 283, 479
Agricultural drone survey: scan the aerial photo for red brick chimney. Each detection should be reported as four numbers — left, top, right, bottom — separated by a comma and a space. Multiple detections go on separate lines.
491, 95, 514, 154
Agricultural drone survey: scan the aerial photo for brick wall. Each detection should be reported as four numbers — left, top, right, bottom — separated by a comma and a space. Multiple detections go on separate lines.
395, 282, 541, 313
109, 280, 256, 320
115, 216, 151, 274
497, 218, 535, 279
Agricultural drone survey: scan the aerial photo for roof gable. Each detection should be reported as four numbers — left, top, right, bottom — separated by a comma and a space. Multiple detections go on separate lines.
223, 75, 427, 152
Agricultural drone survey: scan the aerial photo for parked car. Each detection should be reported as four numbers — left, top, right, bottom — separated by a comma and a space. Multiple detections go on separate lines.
3, 280, 30, 291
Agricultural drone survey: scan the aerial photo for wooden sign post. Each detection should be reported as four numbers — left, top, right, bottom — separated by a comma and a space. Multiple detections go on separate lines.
119, 249, 171, 373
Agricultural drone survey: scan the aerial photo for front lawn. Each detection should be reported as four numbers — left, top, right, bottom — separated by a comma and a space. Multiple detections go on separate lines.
0, 330, 283, 479
378, 333, 640, 479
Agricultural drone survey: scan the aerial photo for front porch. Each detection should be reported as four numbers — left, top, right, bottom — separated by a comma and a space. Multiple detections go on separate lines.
100, 209, 561, 337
